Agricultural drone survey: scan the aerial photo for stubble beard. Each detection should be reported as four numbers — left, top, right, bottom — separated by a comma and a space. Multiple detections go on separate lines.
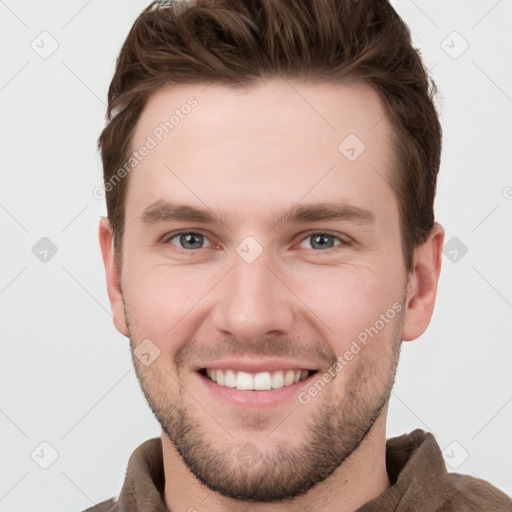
126, 303, 404, 502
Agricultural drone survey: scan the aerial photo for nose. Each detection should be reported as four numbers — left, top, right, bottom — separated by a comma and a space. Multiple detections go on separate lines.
211, 249, 296, 345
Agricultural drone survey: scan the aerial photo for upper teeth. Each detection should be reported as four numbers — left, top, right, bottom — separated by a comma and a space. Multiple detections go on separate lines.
206, 369, 309, 391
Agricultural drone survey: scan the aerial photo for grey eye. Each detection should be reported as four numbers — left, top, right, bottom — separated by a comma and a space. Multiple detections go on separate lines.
300, 234, 342, 250
169, 232, 211, 250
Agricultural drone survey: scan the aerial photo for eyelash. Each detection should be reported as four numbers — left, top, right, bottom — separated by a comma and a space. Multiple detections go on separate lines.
162, 230, 350, 253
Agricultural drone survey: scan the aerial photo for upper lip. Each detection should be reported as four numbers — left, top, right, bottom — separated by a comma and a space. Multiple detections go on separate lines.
195, 359, 319, 373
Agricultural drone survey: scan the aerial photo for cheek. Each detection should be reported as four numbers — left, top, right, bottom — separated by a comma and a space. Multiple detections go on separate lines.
287, 264, 402, 351
122, 259, 218, 341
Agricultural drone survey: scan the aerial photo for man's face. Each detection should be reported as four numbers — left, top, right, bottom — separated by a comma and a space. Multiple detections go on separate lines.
116, 80, 409, 500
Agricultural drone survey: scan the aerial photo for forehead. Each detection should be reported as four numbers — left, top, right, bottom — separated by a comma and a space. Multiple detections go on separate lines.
133, 79, 389, 151
126, 79, 397, 227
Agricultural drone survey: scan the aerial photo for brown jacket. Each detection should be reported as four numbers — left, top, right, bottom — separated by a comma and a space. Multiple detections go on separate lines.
82, 429, 512, 511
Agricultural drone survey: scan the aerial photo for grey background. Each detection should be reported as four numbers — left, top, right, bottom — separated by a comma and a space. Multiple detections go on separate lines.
1, 0, 511, 510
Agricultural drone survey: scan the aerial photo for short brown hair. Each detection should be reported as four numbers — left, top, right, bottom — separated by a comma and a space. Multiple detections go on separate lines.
98, 0, 441, 272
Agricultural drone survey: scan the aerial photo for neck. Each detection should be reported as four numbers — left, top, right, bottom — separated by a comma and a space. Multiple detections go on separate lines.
162, 411, 390, 512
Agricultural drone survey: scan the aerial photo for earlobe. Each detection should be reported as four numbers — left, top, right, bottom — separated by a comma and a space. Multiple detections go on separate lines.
99, 217, 128, 337
402, 223, 445, 342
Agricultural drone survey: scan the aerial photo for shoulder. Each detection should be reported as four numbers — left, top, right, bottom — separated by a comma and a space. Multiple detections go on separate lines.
440, 473, 512, 511
80, 497, 118, 512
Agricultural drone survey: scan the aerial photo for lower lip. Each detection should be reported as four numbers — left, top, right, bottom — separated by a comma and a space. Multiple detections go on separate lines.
197, 371, 315, 410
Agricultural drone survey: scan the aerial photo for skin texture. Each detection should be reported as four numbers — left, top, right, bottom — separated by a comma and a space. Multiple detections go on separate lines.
99, 80, 444, 512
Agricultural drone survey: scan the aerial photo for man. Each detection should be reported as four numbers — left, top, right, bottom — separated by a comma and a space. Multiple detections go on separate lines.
90, 0, 512, 510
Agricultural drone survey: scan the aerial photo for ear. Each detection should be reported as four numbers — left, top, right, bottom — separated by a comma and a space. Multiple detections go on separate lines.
402, 222, 445, 341
99, 217, 128, 337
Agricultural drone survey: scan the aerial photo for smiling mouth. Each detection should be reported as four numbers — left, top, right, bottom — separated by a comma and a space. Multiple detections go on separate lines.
199, 368, 318, 391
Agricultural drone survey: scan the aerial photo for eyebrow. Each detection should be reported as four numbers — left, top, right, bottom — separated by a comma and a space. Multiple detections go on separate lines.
139, 200, 375, 229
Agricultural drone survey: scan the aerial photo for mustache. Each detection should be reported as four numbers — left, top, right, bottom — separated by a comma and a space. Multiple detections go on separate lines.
174, 336, 338, 370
